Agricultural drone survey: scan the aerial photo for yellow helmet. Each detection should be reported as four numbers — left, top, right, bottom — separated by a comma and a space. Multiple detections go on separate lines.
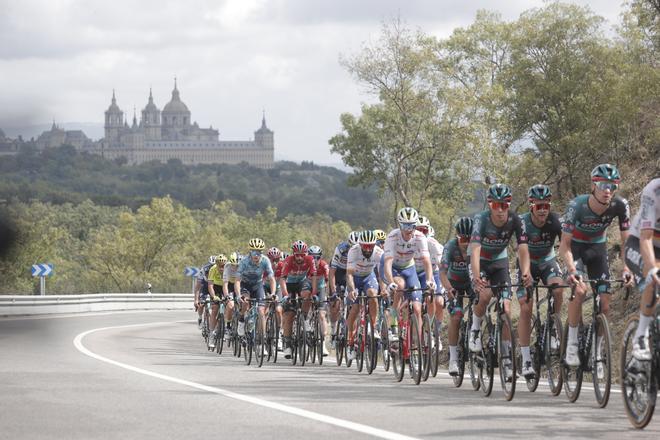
373, 229, 387, 242
216, 254, 227, 265
228, 252, 239, 265
248, 238, 266, 251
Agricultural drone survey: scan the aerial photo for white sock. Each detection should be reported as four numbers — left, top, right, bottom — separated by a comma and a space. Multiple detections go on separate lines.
521, 346, 531, 364
568, 325, 578, 344
449, 345, 458, 362
471, 313, 482, 331
635, 314, 653, 339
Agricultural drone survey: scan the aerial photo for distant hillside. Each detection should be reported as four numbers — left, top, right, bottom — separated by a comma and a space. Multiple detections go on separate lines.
0, 144, 389, 226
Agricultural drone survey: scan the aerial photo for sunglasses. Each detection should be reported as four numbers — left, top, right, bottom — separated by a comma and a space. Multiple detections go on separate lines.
249, 250, 262, 257
400, 222, 417, 231
360, 244, 375, 251
531, 202, 551, 211
489, 201, 511, 211
595, 181, 618, 191
293, 253, 306, 258
457, 235, 470, 244
416, 226, 429, 235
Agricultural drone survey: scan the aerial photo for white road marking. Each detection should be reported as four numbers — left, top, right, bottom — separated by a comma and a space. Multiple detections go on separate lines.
74, 322, 420, 440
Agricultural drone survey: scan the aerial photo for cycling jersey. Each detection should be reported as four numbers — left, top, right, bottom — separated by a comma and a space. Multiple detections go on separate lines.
520, 211, 562, 263
237, 255, 273, 285
562, 194, 630, 244
416, 236, 443, 273
383, 229, 430, 270
629, 177, 660, 250
330, 241, 351, 270
207, 265, 224, 286
471, 210, 528, 261
441, 238, 470, 288
197, 262, 213, 296
222, 263, 240, 283
281, 254, 317, 283
347, 244, 384, 277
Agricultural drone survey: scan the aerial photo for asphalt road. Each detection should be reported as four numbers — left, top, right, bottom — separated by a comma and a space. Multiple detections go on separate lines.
1, 310, 658, 439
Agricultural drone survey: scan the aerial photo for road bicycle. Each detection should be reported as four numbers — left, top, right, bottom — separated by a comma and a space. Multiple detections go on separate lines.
349, 291, 376, 374
240, 296, 266, 367
391, 286, 428, 385
332, 287, 348, 367
446, 290, 480, 390
621, 283, 659, 428
265, 295, 281, 363
377, 295, 392, 372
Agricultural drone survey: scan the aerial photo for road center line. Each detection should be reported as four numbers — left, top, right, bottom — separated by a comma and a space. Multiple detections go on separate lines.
73, 321, 420, 440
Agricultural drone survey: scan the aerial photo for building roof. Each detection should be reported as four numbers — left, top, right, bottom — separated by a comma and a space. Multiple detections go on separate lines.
106, 90, 122, 114
162, 79, 190, 114
143, 88, 159, 113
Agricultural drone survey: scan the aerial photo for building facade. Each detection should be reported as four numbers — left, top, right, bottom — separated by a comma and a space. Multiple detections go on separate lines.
34, 80, 275, 168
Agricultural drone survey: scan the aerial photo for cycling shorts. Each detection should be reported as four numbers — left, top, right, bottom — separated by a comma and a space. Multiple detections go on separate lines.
241, 281, 265, 306
346, 272, 379, 306
379, 259, 422, 302
470, 258, 512, 300
446, 285, 476, 317
515, 259, 563, 300
625, 235, 660, 291
571, 241, 610, 294
417, 271, 443, 296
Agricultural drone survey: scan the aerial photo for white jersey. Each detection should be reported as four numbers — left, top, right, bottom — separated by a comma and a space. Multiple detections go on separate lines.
347, 244, 384, 277
384, 229, 430, 270
415, 236, 443, 272
630, 178, 660, 250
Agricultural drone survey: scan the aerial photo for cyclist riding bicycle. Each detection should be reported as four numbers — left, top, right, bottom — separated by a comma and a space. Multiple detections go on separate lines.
559, 164, 633, 367
515, 184, 564, 377
266, 247, 285, 350
346, 230, 384, 360
441, 217, 474, 375
381, 207, 436, 342
328, 231, 360, 347
624, 177, 660, 361
194, 256, 216, 329
222, 252, 241, 340
234, 238, 276, 340
280, 240, 318, 359
309, 245, 330, 357
469, 183, 532, 380
207, 254, 228, 348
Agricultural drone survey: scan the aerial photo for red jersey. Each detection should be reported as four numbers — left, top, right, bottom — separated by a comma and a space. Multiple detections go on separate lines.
281, 255, 317, 283
316, 259, 329, 281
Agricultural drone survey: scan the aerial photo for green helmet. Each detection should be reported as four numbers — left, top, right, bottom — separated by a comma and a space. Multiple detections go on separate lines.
591, 163, 620, 183
455, 217, 474, 236
527, 184, 552, 201
487, 183, 512, 202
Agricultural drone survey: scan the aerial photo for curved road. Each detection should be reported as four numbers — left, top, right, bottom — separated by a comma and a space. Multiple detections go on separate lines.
1, 310, 658, 439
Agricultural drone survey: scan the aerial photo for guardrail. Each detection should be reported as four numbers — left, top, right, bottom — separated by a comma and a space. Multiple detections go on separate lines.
0, 293, 194, 317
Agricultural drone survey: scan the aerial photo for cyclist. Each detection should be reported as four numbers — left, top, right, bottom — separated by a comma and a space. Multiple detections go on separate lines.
559, 164, 632, 367
194, 256, 216, 329
280, 240, 318, 359
266, 247, 285, 350
469, 183, 532, 381
416, 216, 446, 351
308, 245, 330, 357
222, 252, 240, 340
515, 185, 563, 378
381, 207, 436, 344
346, 230, 384, 360
234, 238, 276, 339
328, 231, 360, 347
207, 254, 228, 348
440, 217, 474, 375
624, 177, 659, 361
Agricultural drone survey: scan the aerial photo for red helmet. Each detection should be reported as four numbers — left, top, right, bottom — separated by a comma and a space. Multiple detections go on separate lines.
291, 240, 308, 254
267, 247, 281, 260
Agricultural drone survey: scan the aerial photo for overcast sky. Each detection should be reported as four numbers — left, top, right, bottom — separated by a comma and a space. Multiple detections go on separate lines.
0, 0, 625, 166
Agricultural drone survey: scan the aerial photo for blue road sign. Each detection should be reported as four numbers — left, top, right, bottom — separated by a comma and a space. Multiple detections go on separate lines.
31, 264, 53, 277
184, 266, 200, 277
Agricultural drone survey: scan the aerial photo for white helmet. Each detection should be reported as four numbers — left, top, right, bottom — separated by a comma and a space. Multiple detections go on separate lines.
348, 231, 360, 246
397, 207, 419, 224
208, 255, 217, 264
417, 215, 431, 228
428, 226, 435, 238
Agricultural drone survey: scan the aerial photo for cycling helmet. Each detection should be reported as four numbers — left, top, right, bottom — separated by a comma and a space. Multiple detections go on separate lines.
281, 252, 290, 259
591, 163, 621, 183
248, 237, 265, 251
397, 207, 419, 224
359, 230, 377, 245
228, 252, 238, 265
455, 217, 474, 237
348, 231, 361, 246
417, 216, 431, 228
373, 229, 387, 242
308, 245, 322, 258
267, 247, 281, 260
527, 184, 552, 201
208, 255, 217, 264
428, 226, 435, 238
487, 183, 512, 202
216, 254, 228, 265
292, 240, 308, 254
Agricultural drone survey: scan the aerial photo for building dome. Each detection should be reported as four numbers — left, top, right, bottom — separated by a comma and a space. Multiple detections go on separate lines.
162, 79, 190, 115
143, 88, 159, 113
106, 90, 122, 114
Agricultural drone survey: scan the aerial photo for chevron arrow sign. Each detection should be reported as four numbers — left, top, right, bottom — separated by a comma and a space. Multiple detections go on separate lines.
31, 264, 54, 277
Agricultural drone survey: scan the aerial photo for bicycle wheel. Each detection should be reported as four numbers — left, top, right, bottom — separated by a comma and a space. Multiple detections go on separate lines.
356, 317, 365, 373
431, 326, 441, 378
465, 318, 480, 391
271, 315, 280, 364
592, 314, 612, 408
421, 314, 432, 382
409, 314, 423, 385
479, 318, 494, 397
380, 319, 390, 372
308, 315, 317, 365
292, 317, 299, 366
366, 318, 376, 374
298, 313, 307, 366
216, 314, 225, 355
255, 314, 265, 368
265, 313, 274, 362
497, 313, 517, 401
317, 314, 324, 366
453, 319, 466, 388
392, 323, 405, 382
335, 318, 345, 366
620, 316, 656, 429
546, 314, 563, 396
562, 323, 583, 403
244, 323, 253, 366
525, 315, 540, 392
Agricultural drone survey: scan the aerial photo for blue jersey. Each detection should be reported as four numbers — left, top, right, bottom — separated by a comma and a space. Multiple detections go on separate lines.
331, 241, 351, 270
237, 255, 274, 285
